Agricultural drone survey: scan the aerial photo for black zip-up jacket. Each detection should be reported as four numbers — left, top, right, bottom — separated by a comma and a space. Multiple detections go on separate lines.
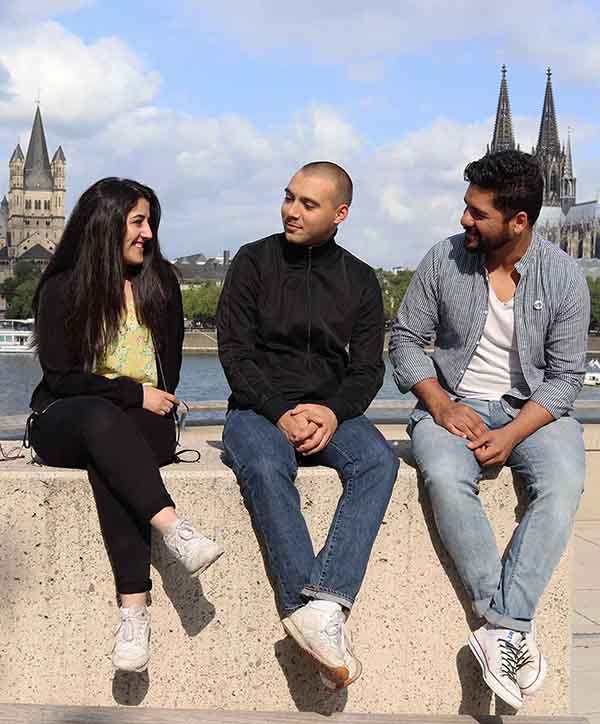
30, 265, 184, 413
217, 233, 385, 424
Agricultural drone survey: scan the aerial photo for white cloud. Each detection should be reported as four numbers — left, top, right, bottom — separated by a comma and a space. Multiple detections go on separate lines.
381, 186, 415, 224
291, 107, 363, 161
0, 21, 160, 129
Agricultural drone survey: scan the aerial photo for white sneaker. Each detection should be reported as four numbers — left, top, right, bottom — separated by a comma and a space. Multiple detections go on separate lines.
282, 600, 362, 689
468, 623, 523, 709
112, 605, 151, 672
517, 622, 548, 697
163, 518, 224, 574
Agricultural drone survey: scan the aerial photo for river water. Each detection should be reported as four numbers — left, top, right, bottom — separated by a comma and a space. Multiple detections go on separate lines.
2, 353, 600, 421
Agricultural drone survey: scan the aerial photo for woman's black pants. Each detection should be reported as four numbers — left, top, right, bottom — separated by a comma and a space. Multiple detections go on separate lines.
30, 396, 176, 594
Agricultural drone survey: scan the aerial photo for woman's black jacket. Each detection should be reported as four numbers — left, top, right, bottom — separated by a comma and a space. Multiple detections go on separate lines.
30, 265, 184, 413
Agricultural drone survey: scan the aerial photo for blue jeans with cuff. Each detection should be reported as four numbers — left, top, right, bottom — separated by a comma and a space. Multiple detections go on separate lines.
409, 398, 585, 633
223, 409, 399, 616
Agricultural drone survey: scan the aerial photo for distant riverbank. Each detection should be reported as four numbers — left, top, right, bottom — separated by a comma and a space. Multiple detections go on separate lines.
184, 330, 600, 355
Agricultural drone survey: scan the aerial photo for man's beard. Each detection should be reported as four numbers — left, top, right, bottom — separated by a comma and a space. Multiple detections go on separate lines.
463, 229, 486, 254
463, 229, 510, 255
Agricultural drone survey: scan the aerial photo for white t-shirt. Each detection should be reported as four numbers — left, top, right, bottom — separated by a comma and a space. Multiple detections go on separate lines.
456, 283, 526, 400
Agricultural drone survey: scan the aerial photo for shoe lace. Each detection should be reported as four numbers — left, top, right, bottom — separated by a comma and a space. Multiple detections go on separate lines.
116, 609, 147, 645
499, 637, 521, 684
516, 638, 533, 670
323, 611, 345, 650
168, 519, 196, 556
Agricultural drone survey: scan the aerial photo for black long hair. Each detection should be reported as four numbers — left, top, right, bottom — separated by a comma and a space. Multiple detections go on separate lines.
33, 177, 173, 370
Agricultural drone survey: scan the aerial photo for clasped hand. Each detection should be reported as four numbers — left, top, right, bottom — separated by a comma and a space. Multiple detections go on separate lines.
435, 400, 517, 466
277, 403, 338, 456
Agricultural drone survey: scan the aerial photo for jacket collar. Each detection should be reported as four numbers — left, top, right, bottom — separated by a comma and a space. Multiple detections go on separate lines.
279, 231, 339, 266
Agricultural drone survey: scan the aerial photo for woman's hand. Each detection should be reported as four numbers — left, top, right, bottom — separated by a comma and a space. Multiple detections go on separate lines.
143, 386, 178, 416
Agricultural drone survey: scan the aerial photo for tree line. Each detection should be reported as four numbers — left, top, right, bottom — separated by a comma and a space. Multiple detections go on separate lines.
3, 262, 600, 331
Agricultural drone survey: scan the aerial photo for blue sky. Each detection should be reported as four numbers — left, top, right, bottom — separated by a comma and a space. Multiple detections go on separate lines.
1, 0, 599, 266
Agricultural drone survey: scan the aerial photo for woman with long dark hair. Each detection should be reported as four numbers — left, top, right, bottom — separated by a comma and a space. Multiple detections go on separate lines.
29, 177, 224, 672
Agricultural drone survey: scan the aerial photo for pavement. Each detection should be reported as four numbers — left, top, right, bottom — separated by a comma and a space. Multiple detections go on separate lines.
572, 476, 600, 724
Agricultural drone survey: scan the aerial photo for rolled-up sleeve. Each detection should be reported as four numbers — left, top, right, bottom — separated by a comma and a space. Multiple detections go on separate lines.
389, 247, 439, 393
530, 271, 590, 418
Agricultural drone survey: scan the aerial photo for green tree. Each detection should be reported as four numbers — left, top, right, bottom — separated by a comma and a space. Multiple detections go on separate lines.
1, 261, 42, 319
181, 282, 222, 323
376, 269, 414, 321
588, 277, 600, 329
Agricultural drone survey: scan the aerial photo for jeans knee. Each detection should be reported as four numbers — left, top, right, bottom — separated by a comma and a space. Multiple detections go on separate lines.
533, 477, 583, 530
240, 454, 294, 495
379, 444, 399, 484
359, 437, 399, 479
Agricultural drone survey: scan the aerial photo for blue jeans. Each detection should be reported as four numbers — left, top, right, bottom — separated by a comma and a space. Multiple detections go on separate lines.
223, 410, 399, 615
409, 399, 585, 633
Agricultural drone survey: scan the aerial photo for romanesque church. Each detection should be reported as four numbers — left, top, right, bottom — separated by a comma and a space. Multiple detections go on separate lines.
0, 107, 66, 283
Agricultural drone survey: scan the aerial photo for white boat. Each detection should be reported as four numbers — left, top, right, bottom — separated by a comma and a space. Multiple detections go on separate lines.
0, 319, 34, 353
584, 371, 600, 386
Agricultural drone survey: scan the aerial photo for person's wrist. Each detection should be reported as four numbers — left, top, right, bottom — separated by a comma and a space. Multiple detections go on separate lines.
431, 397, 454, 423
502, 421, 522, 447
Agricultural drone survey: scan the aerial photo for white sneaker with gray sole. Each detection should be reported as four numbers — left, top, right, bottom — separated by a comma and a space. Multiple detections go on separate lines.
468, 623, 523, 709
282, 600, 362, 689
517, 622, 548, 697
112, 605, 151, 673
163, 518, 224, 575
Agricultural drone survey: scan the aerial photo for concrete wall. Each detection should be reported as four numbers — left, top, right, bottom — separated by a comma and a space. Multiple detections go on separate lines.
0, 430, 583, 716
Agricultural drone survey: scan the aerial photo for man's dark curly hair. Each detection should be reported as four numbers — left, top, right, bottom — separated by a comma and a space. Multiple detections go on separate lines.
464, 150, 544, 226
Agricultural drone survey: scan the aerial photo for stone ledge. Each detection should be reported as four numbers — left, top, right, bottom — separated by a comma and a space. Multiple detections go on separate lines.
0, 438, 572, 716
0, 704, 592, 724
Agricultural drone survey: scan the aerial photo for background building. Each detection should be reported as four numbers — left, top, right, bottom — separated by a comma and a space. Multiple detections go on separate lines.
0, 107, 66, 284
173, 250, 231, 285
488, 66, 599, 261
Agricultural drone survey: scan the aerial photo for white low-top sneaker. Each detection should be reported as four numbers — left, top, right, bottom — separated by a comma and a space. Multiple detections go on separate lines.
468, 623, 523, 709
517, 622, 548, 697
163, 518, 224, 575
282, 600, 362, 689
112, 605, 151, 672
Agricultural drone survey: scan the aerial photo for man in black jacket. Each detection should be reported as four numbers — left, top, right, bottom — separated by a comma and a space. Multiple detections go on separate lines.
217, 161, 398, 688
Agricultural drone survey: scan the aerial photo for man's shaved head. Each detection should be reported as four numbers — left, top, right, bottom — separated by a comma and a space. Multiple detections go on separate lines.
299, 161, 353, 207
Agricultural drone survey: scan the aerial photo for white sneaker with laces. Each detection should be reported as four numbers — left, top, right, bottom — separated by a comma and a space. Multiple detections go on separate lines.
282, 600, 362, 689
468, 623, 523, 709
163, 518, 224, 574
517, 622, 548, 697
112, 605, 151, 672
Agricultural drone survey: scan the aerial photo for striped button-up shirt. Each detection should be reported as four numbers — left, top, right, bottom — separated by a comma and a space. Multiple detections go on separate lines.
389, 232, 590, 419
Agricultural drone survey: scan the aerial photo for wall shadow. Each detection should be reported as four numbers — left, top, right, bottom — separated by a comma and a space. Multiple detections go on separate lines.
112, 669, 150, 706
150, 531, 216, 637
416, 461, 527, 716
274, 636, 348, 714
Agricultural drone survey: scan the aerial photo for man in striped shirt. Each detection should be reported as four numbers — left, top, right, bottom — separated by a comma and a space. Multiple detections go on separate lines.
390, 150, 589, 709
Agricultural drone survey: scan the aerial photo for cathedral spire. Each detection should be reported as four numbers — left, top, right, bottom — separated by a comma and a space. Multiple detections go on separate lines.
561, 126, 576, 215
24, 106, 53, 191
490, 64, 515, 153
564, 128, 575, 178
536, 68, 561, 155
